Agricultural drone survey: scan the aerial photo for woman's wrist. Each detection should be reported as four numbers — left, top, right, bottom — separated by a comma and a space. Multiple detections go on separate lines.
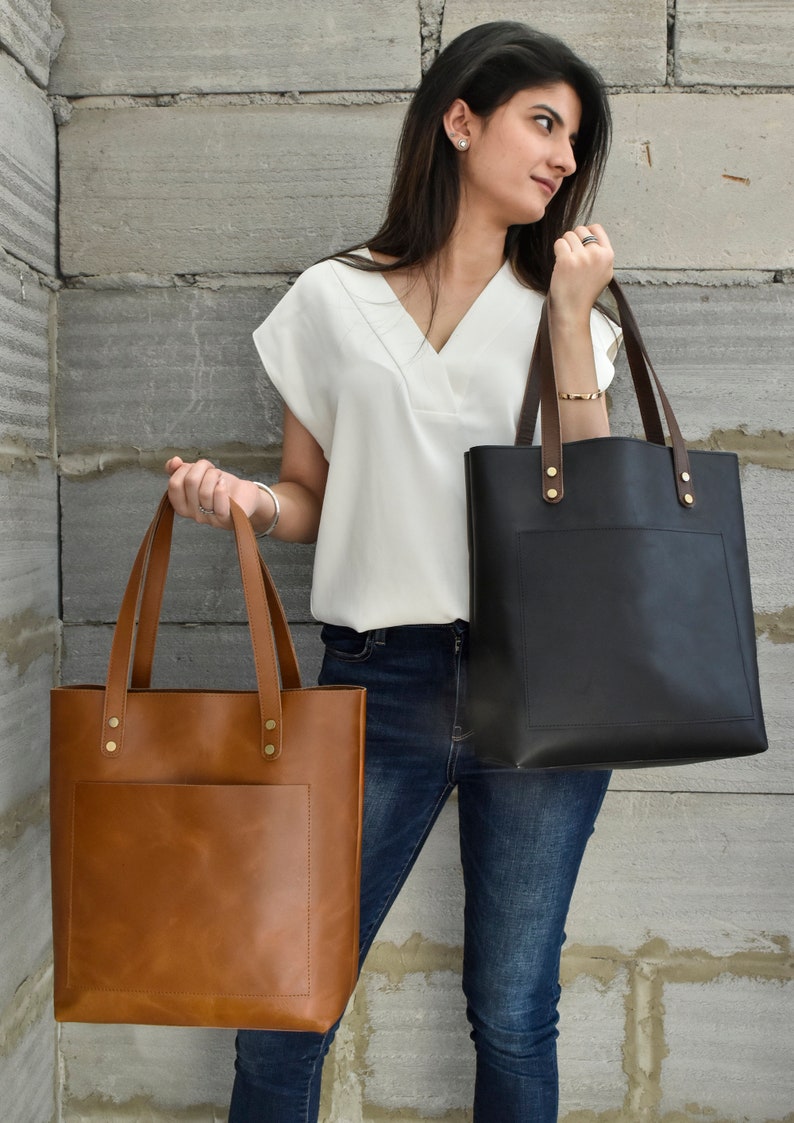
251, 481, 280, 537
548, 312, 601, 396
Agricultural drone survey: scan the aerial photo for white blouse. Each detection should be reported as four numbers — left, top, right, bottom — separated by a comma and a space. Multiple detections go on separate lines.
253, 254, 621, 630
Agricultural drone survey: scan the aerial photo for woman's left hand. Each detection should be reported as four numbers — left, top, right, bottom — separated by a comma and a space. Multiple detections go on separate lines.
548, 223, 614, 322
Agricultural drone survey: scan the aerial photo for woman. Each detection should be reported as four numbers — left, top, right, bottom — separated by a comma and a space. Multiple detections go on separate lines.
167, 21, 620, 1122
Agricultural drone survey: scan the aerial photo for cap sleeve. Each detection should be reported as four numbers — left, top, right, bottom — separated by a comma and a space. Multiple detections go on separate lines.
589, 307, 623, 391
252, 265, 338, 454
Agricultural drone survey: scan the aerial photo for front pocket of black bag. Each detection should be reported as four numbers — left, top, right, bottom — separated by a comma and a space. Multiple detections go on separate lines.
517, 527, 753, 729
67, 782, 310, 998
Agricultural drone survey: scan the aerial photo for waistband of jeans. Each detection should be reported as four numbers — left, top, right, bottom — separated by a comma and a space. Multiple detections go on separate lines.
369, 619, 469, 644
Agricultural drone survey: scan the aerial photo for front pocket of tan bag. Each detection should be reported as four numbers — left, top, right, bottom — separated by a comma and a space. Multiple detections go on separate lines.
67, 782, 310, 998
517, 527, 753, 728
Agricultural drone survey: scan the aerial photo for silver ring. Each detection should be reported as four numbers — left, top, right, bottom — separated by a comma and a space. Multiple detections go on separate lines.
198, 505, 215, 515
580, 234, 599, 246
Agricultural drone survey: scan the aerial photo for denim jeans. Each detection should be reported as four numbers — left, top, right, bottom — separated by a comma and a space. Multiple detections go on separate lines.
229, 621, 610, 1123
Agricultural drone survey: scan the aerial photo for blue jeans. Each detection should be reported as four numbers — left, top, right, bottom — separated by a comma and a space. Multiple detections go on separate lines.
229, 621, 610, 1122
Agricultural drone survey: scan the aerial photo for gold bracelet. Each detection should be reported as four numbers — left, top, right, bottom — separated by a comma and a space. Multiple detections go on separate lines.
557, 388, 605, 400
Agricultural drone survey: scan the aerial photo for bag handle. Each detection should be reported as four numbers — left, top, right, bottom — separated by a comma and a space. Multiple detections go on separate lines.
100, 493, 299, 760
129, 502, 301, 693
515, 278, 695, 509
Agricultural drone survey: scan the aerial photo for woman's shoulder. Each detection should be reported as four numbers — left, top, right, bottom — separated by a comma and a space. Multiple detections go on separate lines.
269, 254, 370, 315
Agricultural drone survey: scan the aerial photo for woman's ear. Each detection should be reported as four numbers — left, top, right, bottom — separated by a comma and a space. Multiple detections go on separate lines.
443, 98, 475, 147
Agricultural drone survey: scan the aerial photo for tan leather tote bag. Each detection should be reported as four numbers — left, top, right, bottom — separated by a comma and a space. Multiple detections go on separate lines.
50, 493, 366, 1030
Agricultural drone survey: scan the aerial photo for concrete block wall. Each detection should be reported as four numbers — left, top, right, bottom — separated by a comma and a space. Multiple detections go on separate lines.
0, 0, 59, 1119
50, 1, 792, 1120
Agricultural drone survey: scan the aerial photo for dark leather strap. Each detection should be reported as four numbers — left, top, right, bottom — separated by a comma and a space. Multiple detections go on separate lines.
515, 279, 694, 509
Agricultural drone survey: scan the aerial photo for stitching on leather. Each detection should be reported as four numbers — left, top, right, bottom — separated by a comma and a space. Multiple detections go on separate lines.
306, 785, 312, 994
64, 790, 77, 988
75, 987, 313, 997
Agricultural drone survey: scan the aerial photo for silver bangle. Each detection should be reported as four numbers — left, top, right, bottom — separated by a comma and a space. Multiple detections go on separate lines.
252, 481, 280, 537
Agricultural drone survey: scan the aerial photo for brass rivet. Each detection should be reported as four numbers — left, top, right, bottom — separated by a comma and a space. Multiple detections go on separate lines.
684, 493, 694, 505
105, 741, 117, 753
265, 719, 277, 731
264, 743, 276, 756
681, 471, 691, 483
546, 466, 558, 478
108, 716, 119, 728
546, 488, 558, 500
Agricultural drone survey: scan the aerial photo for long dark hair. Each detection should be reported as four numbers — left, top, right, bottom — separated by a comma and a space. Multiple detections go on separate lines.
336, 21, 611, 295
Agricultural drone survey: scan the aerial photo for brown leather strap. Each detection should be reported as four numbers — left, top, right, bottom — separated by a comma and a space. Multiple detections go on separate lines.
516, 279, 694, 508
132, 505, 301, 692
514, 312, 544, 448
102, 493, 298, 760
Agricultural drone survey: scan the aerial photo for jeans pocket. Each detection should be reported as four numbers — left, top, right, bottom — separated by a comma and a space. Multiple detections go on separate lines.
320, 623, 376, 663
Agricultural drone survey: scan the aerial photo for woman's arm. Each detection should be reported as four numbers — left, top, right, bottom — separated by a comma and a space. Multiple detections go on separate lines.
165, 407, 328, 544
547, 223, 615, 443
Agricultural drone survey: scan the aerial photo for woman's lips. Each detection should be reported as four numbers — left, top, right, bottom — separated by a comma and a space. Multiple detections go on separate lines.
532, 176, 556, 196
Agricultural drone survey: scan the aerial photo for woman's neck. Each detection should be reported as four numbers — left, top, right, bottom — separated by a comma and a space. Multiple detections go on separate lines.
436, 213, 508, 286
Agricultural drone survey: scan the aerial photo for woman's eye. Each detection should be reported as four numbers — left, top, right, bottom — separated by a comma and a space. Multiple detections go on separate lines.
533, 115, 553, 133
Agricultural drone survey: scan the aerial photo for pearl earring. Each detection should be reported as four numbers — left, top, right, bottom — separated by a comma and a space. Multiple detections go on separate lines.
457, 138, 469, 150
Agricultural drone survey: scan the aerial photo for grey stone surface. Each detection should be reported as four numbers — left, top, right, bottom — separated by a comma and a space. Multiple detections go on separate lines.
608, 283, 794, 441
557, 972, 629, 1113
0, 458, 58, 621
0, 250, 51, 454
601, 94, 793, 271
59, 94, 794, 276
0, 50, 56, 274
59, 1022, 234, 1114
0, 654, 53, 815
62, 621, 324, 689
568, 791, 792, 955
0, 453, 57, 819
442, 0, 668, 85
660, 977, 794, 1117
379, 790, 794, 957
0, 1000, 56, 1123
50, 0, 419, 95
360, 971, 474, 1115
742, 463, 794, 614
0, 0, 52, 87
676, 0, 794, 86
60, 470, 315, 623
56, 284, 288, 453
0, 817, 51, 1013
59, 102, 405, 276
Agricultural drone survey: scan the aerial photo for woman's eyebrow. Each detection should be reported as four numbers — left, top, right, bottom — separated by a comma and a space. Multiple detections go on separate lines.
530, 102, 564, 125
530, 102, 579, 141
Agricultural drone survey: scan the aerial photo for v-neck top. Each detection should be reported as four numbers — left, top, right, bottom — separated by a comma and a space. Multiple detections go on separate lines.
253, 255, 621, 630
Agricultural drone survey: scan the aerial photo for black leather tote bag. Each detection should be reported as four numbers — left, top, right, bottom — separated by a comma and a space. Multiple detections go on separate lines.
465, 280, 767, 769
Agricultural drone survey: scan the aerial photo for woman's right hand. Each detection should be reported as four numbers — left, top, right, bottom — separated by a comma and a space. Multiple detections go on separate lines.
165, 457, 275, 534
548, 223, 614, 323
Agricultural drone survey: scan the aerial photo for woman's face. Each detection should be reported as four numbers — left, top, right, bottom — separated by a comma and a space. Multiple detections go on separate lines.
458, 82, 582, 228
